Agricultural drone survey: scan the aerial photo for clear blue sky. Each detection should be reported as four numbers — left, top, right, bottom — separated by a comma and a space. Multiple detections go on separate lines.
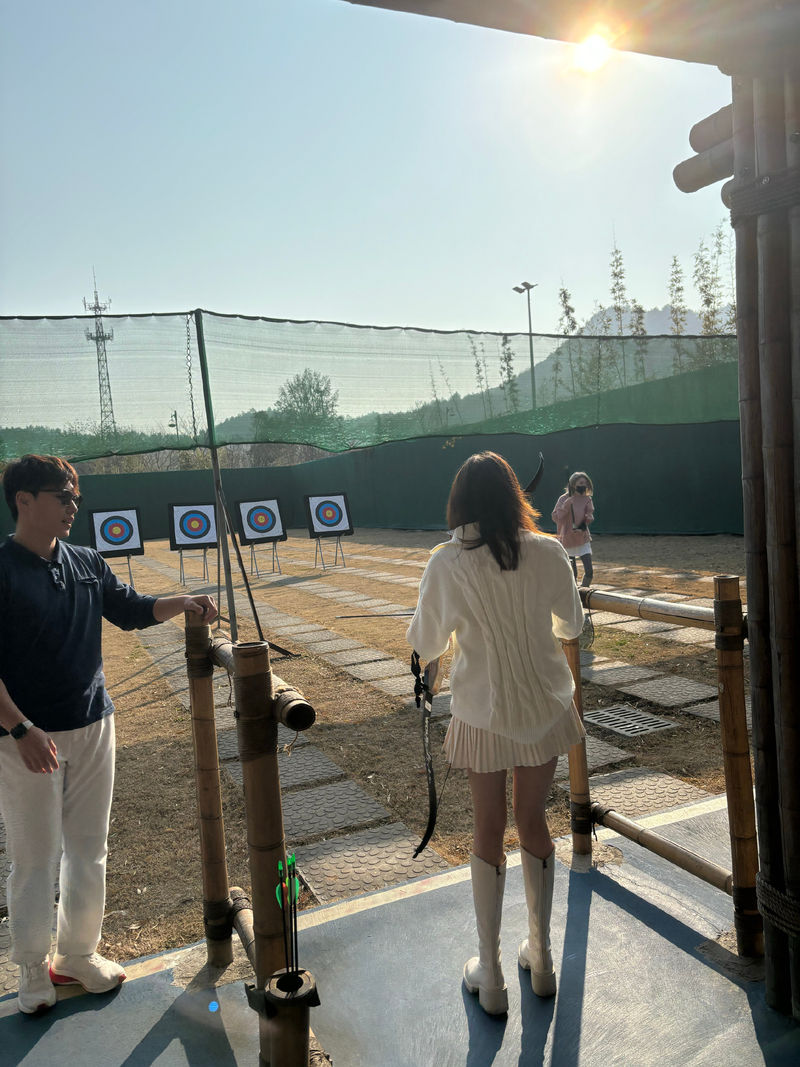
0, 0, 733, 334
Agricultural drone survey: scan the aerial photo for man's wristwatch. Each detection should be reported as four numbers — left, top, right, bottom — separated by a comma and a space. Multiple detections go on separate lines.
10, 719, 35, 740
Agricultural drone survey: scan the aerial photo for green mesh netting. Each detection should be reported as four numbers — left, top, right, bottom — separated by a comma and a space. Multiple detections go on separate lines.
0, 310, 738, 463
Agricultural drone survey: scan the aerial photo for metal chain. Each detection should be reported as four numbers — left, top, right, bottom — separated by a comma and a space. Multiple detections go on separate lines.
185, 314, 199, 443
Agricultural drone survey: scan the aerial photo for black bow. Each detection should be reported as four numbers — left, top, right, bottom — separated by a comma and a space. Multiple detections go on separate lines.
410, 651, 443, 858
524, 451, 545, 496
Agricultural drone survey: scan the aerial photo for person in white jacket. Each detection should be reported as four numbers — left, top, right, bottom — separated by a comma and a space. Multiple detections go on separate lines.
406, 452, 584, 1015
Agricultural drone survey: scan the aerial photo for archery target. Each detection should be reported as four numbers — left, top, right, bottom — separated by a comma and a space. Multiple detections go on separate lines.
237, 498, 286, 544
89, 509, 143, 557
169, 503, 218, 549
305, 493, 352, 538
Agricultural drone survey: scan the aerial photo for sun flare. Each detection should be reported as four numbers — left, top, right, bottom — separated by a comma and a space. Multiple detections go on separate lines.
573, 33, 612, 73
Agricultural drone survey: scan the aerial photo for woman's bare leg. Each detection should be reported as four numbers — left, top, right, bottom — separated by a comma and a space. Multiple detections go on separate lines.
512, 758, 558, 859
468, 769, 508, 867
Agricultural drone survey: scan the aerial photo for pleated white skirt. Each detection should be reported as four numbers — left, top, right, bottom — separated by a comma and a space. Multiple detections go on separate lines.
443, 702, 586, 773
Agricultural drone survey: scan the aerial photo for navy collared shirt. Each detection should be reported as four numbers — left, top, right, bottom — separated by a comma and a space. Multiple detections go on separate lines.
0, 536, 159, 734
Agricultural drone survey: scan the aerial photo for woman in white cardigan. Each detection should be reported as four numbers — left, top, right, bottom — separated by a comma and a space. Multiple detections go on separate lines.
407, 452, 584, 1015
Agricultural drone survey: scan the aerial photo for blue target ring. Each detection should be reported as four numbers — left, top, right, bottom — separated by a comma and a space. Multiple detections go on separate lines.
246, 505, 276, 535
315, 500, 343, 528
179, 509, 212, 540
100, 515, 134, 546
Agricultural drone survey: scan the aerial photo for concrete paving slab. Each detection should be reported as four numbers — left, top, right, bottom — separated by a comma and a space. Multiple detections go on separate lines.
371, 675, 417, 697
684, 699, 752, 729
579, 651, 609, 666
582, 664, 662, 686
605, 618, 683, 635
618, 676, 718, 707
323, 647, 393, 666
277, 722, 310, 748
659, 626, 716, 645
278, 746, 345, 790
583, 767, 711, 816
345, 658, 410, 681
298, 823, 449, 904
283, 781, 391, 843
554, 736, 632, 780
302, 638, 363, 654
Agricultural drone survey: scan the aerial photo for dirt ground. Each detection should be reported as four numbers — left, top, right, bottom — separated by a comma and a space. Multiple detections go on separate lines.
97, 530, 745, 985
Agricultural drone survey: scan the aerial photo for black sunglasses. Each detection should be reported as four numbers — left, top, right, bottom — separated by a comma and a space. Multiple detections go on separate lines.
574, 485, 589, 493
40, 490, 82, 508
47, 561, 66, 591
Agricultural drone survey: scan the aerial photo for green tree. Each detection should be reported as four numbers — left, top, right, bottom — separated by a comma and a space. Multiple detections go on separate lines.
668, 254, 690, 373
609, 242, 629, 386
468, 335, 488, 419
628, 298, 648, 382
276, 369, 339, 419
498, 335, 520, 413
558, 287, 581, 398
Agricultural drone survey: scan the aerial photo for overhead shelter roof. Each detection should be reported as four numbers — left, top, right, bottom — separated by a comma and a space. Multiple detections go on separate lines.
343, 1, 800, 70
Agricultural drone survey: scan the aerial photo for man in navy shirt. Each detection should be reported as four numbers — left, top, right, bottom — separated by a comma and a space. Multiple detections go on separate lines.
0, 455, 217, 1014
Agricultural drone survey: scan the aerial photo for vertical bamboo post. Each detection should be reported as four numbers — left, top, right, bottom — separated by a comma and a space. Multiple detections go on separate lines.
714, 576, 763, 957
563, 637, 592, 856
233, 640, 285, 1065
185, 611, 233, 966
754, 72, 800, 1018
731, 71, 790, 1008
782, 63, 800, 1021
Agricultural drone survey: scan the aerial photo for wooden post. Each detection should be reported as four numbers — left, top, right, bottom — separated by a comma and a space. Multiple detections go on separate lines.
754, 71, 800, 1019
714, 576, 763, 957
731, 70, 790, 1010
232, 639, 285, 1065
562, 636, 591, 856
185, 611, 233, 966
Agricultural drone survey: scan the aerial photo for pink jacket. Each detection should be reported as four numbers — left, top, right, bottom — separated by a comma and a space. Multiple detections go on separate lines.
551, 492, 594, 552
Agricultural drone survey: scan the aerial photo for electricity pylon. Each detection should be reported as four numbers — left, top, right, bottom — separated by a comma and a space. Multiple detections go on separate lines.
84, 270, 117, 439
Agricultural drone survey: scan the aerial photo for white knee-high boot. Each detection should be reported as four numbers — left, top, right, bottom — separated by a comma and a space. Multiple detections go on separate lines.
518, 847, 557, 997
463, 854, 509, 1015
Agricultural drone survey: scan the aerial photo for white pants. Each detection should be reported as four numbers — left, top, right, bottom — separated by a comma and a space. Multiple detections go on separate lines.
0, 715, 115, 964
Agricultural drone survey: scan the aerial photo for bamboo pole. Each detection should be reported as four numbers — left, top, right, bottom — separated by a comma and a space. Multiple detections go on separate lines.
731, 70, 790, 1011
582, 588, 715, 629
714, 576, 762, 957
232, 639, 285, 1065
185, 611, 233, 966
562, 637, 591, 856
592, 804, 733, 895
754, 71, 800, 1018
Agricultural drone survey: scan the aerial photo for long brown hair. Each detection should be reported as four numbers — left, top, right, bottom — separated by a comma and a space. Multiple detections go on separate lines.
446, 452, 540, 570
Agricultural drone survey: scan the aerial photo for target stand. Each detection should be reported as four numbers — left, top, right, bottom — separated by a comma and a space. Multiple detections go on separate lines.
169, 504, 219, 587
236, 498, 287, 576
89, 509, 145, 586
178, 545, 212, 585
304, 493, 352, 570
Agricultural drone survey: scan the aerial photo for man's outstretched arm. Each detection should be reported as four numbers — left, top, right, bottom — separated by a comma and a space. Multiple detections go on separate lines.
152, 593, 218, 625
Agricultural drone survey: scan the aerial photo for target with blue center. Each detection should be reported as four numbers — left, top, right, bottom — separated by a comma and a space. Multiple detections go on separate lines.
89, 508, 144, 557
305, 493, 352, 538
169, 504, 218, 549
237, 498, 286, 544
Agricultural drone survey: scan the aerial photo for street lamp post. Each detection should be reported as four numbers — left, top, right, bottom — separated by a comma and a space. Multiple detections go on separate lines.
168, 409, 180, 446
513, 281, 538, 410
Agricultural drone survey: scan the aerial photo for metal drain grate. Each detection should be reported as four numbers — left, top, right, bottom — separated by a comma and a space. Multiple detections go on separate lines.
583, 703, 675, 737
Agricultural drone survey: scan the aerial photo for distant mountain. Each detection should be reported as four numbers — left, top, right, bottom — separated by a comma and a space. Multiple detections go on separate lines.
580, 304, 732, 335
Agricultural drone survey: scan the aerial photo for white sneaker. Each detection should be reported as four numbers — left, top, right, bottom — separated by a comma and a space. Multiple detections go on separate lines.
50, 952, 126, 994
18, 960, 57, 1014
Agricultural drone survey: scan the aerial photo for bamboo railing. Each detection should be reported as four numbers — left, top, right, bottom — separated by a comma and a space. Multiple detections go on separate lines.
184, 611, 319, 1067
563, 579, 762, 958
